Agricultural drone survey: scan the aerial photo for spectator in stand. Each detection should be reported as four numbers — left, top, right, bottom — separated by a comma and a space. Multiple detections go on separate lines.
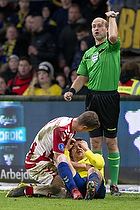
29, 1, 45, 14
0, 24, 19, 65
0, 0, 15, 44
0, 54, 19, 82
58, 3, 86, 71
82, 0, 107, 28
8, 56, 34, 95
56, 72, 68, 90
0, 12, 7, 45
23, 14, 33, 34
41, 3, 52, 25
39, 2, 56, 35
28, 15, 57, 70
118, 61, 140, 95
62, 65, 70, 79
0, 75, 17, 95
62, 24, 94, 79
0, 0, 15, 23
62, 67, 88, 95
75, 23, 93, 43
49, 0, 72, 41
71, 36, 94, 70
9, 0, 31, 32
23, 61, 62, 96
14, 14, 33, 57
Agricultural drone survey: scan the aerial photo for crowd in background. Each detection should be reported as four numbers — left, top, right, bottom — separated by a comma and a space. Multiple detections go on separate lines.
0, 0, 108, 95
0, 0, 140, 96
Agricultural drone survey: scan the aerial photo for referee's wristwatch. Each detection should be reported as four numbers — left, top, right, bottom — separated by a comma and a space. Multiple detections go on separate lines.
108, 13, 116, 18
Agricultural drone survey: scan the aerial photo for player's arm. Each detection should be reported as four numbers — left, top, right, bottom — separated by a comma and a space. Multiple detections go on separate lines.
70, 140, 92, 170
64, 139, 91, 170
65, 138, 76, 151
64, 75, 88, 101
71, 161, 91, 171
105, 11, 119, 44
85, 151, 105, 170
78, 140, 105, 169
53, 128, 67, 161
64, 150, 90, 170
54, 152, 61, 160
64, 138, 76, 160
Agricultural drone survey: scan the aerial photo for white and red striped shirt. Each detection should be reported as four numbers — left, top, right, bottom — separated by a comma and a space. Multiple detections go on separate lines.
25, 117, 76, 169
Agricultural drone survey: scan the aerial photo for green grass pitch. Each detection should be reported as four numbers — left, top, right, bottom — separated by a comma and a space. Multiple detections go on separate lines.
0, 191, 140, 210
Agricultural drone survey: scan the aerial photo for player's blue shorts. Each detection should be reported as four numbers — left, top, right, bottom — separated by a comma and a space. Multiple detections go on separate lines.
73, 171, 106, 199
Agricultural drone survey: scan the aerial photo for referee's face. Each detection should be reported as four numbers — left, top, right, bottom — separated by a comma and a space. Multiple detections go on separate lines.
91, 18, 107, 42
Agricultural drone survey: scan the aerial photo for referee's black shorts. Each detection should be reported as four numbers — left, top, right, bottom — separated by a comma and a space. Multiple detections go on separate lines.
85, 90, 120, 138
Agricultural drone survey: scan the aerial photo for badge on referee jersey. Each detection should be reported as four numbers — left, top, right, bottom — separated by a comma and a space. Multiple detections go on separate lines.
92, 53, 98, 63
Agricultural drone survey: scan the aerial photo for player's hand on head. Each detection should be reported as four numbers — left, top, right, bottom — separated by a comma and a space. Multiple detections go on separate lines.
78, 140, 89, 151
65, 138, 76, 150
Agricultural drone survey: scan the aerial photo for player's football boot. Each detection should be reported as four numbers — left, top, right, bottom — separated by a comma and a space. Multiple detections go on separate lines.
70, 188, 83, 200
6, 182, 28, 197
85, 181, 96, 200
110, 184, 121, 196
6, 182, 67, 198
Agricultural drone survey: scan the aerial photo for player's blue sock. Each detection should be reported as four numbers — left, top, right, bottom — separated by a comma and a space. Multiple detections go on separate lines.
58, 162, 77, 195
89, 173, 100, 192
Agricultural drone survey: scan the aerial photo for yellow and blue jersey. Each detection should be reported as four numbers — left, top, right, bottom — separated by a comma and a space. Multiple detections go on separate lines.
64, 150, 105, 181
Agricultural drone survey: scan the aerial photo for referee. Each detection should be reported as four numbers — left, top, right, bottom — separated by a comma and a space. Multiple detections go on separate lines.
64, 11, 121, 196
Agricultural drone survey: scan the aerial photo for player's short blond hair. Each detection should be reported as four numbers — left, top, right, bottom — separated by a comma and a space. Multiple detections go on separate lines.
77, 111, 100, 130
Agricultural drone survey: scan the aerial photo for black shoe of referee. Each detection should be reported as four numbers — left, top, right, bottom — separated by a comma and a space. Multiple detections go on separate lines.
110, 184, 122, 196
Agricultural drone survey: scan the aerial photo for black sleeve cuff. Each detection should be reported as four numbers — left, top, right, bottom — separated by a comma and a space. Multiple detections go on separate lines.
69, 88, 76, 95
